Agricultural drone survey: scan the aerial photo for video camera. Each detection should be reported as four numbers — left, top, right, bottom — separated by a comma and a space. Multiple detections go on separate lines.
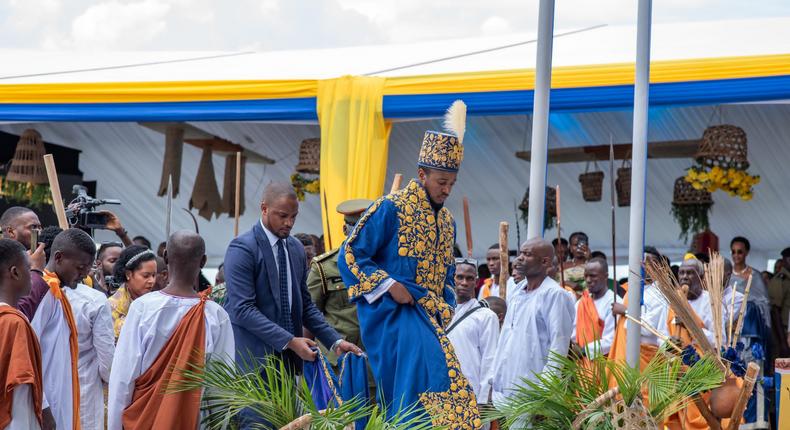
65, 185, 121, 229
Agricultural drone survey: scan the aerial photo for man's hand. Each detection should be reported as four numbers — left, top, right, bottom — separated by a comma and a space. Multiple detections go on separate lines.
98, 211, 123, 233
389, 282, 414, 305
335, 340, 363, 356
287, 337, 317, 361
42, 407, 56, 430
29, 242, 46, 272
612, 302, 627, 316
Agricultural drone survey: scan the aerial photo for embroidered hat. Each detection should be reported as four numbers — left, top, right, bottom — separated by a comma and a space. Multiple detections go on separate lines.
417, 100, 466, 172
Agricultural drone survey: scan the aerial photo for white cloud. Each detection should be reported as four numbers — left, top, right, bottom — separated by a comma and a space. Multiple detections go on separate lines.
68, 0, 171, 50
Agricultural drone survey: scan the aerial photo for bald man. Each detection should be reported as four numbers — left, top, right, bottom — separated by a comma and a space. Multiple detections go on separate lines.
108, 231, 234, 430
491, 238, 575, 405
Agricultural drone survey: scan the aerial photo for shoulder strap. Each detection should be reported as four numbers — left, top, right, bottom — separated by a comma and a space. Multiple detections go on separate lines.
446, 303, 484, 334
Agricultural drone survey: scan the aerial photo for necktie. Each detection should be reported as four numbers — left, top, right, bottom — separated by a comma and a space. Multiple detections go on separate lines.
277, 239, 294, 333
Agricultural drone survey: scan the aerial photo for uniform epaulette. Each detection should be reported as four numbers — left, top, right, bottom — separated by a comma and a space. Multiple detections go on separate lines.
314, 248, 340, 263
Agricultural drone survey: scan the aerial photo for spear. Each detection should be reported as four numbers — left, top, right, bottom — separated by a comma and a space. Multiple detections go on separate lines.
609, 136, 618, 306
556, 185, 565, 290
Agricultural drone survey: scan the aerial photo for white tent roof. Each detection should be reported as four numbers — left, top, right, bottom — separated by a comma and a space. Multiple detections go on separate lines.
1, 17, 790, 83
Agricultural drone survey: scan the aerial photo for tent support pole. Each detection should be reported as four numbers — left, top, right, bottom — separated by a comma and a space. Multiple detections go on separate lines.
626, 0, 653, 368
525, 0, 555, 240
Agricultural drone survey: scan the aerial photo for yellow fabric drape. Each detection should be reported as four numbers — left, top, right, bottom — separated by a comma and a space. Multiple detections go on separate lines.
317, 76, 392, 251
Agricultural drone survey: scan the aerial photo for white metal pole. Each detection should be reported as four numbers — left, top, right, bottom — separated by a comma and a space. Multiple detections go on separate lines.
526, 0, 556, 240
626, 0, 653, 367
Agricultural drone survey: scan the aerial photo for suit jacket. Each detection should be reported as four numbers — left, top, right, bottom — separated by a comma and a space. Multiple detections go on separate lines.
224, 222, 341, 371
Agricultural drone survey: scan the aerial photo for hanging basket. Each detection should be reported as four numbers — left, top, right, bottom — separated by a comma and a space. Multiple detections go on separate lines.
519, 186, 557, 230
615, 158, 631, 207
295, 138, 321, 174
672, 176, 713, 206
696, 125, 749, 170
578, 161, 604, 202
6, 129, 48, 185
671, 176, 713, 242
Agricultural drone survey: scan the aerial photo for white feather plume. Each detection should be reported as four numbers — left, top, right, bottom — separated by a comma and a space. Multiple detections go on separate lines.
443, 100, 467, 144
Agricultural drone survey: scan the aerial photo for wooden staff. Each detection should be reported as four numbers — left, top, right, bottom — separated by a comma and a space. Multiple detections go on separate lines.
693, 395, 722, 430
234, 151, 242, 237
730, 273, 753, 348
609, 137, 617, 302
165, 175, 173, 238
43, 154, 68, 229
389, 173, 403, 193
556, 185, 565, 290
499, 222, 509, 301
463, 196, 473, 257
726, 362, 760, 430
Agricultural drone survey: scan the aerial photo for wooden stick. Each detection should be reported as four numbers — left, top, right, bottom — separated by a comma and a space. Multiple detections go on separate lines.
726, 362, 760, 430
499, 222, 509, 301
623, 313, 683, 353
727, 276, 737, 346
693, 395, 722, 430
463, 196, 473, 257
389, 173, 403, 193
165, 175, 173, 238
43, 154, 68, 229
731, 273, 753, 348
608, 136, 617, 301
234, 151, 242, 237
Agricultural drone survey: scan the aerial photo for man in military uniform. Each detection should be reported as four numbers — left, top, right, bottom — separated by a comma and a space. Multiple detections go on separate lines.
307, 198, 373, 367
769, 247, 790, 357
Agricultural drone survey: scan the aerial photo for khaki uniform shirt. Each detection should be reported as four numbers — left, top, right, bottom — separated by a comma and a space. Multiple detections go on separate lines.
769, 267, 790, 329
307, 248, 363, 365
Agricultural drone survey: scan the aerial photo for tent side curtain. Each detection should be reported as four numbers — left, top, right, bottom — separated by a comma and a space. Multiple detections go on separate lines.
1, 53, 789, 121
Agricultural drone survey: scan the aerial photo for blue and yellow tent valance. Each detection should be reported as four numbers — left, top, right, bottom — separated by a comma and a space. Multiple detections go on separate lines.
1, 53, 789, 121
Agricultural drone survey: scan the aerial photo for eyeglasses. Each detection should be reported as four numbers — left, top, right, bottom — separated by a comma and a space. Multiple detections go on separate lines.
455, 257, 479, 267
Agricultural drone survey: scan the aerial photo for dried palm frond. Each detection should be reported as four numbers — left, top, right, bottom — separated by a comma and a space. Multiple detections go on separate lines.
703, 252, 725, 350
644, 259, 726, 373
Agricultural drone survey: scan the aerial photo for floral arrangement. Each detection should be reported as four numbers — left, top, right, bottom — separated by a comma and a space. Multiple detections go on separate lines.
0, 176, 53, 208
290, 173, 320, 201
684, 165, 760, 201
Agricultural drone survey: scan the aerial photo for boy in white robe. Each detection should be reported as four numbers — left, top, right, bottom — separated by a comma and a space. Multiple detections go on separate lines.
492, 238, 575, 405
63, 282, 115, 428
447, 259, 499, 404
32, 228, 97, 430
108, 231, 235, 430
571, 258, 616, 357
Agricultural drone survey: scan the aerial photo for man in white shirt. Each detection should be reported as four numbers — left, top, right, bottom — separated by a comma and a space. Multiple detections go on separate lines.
63, 282, 115, 429
478, 244, 503, 299
447, 258, 499, 405
571, 258, 615, 357
492, 238, 575, 404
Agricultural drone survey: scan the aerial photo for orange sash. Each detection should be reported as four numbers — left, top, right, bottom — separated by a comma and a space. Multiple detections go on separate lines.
122, 293, 208, 429
576, 290, 604, 347
42, 271, 81, 430
0, 306, 43, 428
479, 278, 494, 299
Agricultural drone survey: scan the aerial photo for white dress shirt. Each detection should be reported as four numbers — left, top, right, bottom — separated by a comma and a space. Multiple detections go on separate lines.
492, 276, 575, 404
447, 299, 500, 403
261, 220, 292, 309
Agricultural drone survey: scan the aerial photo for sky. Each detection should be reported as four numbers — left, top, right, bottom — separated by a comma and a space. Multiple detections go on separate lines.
1, 0, 789, 52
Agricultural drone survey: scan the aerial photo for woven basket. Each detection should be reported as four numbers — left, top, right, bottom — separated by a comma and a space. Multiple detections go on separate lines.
673, 177, 713, 206
6, 129, 48, 184
295, 138, 321, 174
697, 125, 749, 170
572, 388, 658, 430
615, 159, 631, 207
519, 186, 557, 217
578, 161, 604, 202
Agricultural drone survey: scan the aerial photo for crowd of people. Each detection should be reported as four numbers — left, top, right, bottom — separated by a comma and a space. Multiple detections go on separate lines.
1, 100, 790, 430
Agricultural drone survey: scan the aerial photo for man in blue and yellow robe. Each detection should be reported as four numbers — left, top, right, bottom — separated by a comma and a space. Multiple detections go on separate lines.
339, 101, 481, 429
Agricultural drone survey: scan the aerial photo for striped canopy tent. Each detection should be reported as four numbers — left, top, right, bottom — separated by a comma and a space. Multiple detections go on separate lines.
1, 17, 789, 268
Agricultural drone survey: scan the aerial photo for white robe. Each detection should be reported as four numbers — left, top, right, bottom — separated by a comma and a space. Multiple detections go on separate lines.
682, 290, 720, 347
107, 291, 235, 430
6, 385, 40, 430
572, 289, 615, 356
492, 277, 575, 404
722, 286, 744, 345
63, 284, 115, 430
640, 283, 669, 346
446, 299, 500, 403
30, 289, 76, 430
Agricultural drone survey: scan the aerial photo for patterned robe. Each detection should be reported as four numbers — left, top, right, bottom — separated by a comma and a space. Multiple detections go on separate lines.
339, 179, 481, 429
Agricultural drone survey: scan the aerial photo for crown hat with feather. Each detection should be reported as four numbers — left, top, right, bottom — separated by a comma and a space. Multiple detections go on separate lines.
417, 100, 466, 172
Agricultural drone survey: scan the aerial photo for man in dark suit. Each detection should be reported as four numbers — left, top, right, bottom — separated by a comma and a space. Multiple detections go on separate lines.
224, 184, 361, 409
